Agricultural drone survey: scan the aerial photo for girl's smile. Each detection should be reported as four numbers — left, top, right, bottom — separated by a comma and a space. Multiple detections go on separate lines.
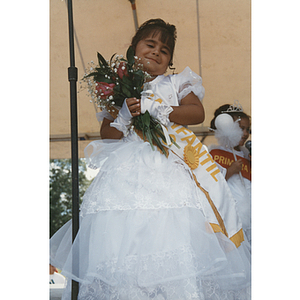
134, 33, 172, 77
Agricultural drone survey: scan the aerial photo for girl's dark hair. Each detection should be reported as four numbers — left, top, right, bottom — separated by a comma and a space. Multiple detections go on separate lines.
131, 18, 177, 66
210, 104, 251, 129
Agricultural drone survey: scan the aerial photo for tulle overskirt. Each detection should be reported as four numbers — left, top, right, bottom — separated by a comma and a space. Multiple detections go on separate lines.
50, 135, 251, 299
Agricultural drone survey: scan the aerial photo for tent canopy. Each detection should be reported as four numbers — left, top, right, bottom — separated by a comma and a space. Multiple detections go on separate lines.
50, 0, 251, 159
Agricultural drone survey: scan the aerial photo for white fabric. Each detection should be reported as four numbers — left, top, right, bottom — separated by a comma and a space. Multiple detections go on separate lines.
171, 67, 205, 102
214, 117, 243, 148
81, 136, 207, 215
50, 285, 66, 300
50, 272, 66, 285
110, 100, 132, 136
166, 124, 242, 241
141, 67, 204, 108
208, 145, 251, 245
140, 90, 173, 127
96, 110, 114, 122
50, 68, 250, 300
49, 273, 66, 300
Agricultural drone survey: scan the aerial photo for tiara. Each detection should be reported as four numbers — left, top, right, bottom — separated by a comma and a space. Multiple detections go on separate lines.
222, 100, 243, 113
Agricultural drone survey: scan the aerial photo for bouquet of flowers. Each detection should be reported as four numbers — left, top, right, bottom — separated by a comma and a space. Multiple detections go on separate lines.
83, 46, 178, 156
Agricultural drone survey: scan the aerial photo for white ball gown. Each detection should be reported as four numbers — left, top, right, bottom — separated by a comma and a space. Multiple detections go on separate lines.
50, 68, 251, 299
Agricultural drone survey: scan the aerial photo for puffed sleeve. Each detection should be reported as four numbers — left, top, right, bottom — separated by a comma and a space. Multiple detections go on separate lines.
171, 67, 205, 103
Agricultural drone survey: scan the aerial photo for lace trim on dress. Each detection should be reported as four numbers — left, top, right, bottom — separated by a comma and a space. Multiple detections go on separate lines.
72, 244, 250, 300
172, 67, 205, 103
80, 153, 204, 216
178, 82, 205, 103
63, 277, 250, 300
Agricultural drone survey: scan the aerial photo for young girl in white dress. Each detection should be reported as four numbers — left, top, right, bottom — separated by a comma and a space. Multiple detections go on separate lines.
209, 103, 251, 245
50, 19, 251, 299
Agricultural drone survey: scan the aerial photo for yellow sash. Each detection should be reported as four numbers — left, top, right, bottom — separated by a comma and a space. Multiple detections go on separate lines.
162, 123, 244, 248
110, 95, 245, 248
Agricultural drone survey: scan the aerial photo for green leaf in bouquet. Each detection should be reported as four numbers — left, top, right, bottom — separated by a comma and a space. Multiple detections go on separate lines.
121, 84, 132, 98
143, 111, 151, 127
145, 129, 154, 151
121, 75, 133, 87
134, 69, 144, 77
152, 131, 168, 156
94, 67, 110, 75
133, 77, 144, 89
95, 74, 114, 83
133, 69, 144, 84
112, 96, 124, 107
134, 86, 143, 96
113, 83, 121, 92
83, 68, 113, 83
97, 52, 108, 67
133, 115, 145, 130
126, 46, 135, 66
155, 127, 167, 142
109, 53, 117, 65
113, 90, 127, 100
140, 115, 145, 128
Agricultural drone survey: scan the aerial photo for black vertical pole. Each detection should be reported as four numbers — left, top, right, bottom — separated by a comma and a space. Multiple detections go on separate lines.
67, 0, 79, 299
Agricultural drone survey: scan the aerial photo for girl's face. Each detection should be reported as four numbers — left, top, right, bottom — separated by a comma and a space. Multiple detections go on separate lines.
236, 117, 250, 146
134, 32, 172, 77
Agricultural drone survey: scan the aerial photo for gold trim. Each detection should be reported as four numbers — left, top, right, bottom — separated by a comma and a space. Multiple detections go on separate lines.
229, 228, 244, 248
209, 223, 223, 233
209, 223, 244, 248
191, 173, 228, 237
192, 172, 244, 248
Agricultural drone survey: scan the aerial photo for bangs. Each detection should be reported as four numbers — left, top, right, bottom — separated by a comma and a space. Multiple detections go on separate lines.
134, 27, 174, 52
148, 29, 174, 52
131, 19, 177, 65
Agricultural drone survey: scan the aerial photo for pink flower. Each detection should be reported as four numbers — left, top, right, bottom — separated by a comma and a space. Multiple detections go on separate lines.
95, 82, 115, 99
117, 62, 128, 80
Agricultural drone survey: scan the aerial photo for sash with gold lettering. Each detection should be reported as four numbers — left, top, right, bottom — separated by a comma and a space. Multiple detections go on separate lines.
109, 86, 245, 248
210, 149, 251, 181
161, 123, 245, 248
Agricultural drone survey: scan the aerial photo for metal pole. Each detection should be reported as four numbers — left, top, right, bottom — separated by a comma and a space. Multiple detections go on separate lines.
67, 0, 79, 299
128, 0, 139, 31
196, 0, 202, 77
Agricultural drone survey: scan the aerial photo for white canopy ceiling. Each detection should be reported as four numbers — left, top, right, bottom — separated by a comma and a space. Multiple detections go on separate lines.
50, 0, 251, 158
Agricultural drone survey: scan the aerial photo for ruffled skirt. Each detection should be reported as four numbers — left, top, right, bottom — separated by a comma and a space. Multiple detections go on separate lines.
50, 135, 251, 299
